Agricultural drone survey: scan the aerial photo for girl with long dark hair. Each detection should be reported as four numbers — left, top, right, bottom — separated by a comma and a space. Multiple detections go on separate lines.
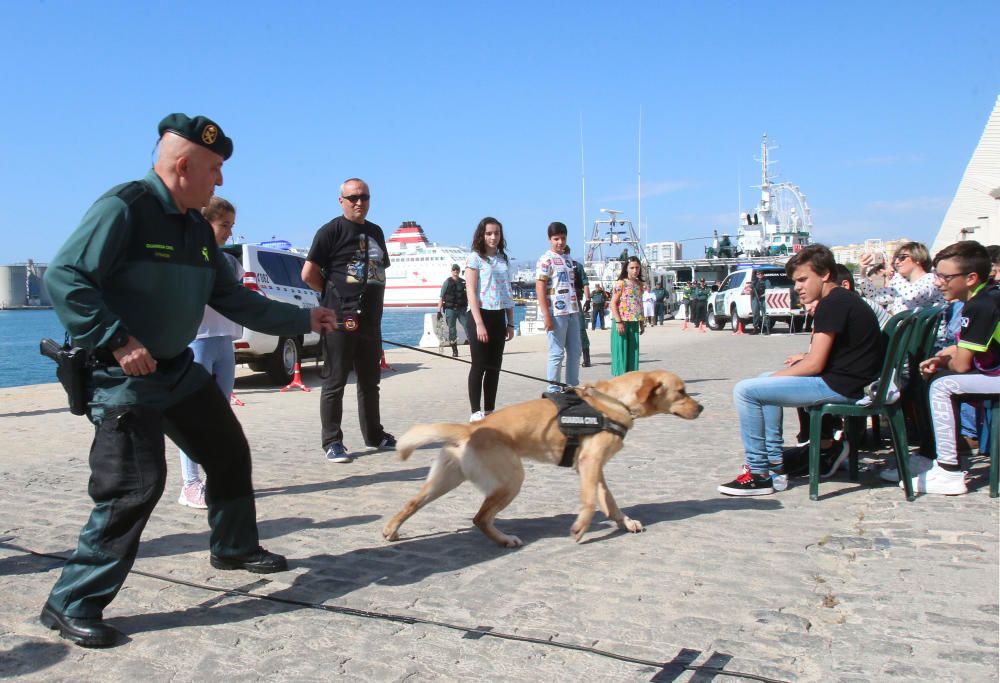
464, 217, 515, 421
610, 256, 645, 375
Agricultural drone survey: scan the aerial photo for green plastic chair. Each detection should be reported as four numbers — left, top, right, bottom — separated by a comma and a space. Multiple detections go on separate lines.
904, 305, 946, 454
807, 311, 918, 501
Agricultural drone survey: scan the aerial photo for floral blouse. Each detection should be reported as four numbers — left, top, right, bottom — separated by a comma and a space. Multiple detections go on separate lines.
466, 251, 514, 310
613, 279, 644, 322
857, 272, 943, 315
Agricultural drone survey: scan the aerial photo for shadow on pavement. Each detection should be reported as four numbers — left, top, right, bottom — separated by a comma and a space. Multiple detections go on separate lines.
137, 515, 382, 559
0, 549, 66, 577
0, 640, 71, 678
255, 467, 430, 498
111, 496, 783, 638
0, 407, 72, 418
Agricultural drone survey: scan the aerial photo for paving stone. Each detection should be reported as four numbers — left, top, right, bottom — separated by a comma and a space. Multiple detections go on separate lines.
0, 325, 996, 681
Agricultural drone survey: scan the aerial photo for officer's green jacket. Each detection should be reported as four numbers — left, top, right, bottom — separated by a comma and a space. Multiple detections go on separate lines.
45, 170, 311, 358
691, 285, 710, 301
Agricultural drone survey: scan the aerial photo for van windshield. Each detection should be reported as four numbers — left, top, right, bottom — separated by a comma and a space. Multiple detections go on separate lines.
759, 270, 793, 288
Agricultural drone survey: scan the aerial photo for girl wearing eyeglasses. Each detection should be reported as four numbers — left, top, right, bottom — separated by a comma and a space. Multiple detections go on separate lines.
857, 241, 943, 315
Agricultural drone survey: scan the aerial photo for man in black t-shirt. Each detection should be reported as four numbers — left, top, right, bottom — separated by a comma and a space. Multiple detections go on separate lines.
302, 178, 395, 463
718, 245, 882, 496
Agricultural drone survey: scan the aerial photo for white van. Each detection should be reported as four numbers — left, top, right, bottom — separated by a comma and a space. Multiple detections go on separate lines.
222, 242, 322, 384
707, 265, 806, 332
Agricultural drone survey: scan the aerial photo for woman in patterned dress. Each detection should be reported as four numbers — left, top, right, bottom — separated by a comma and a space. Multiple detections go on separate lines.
610, 256, 645, 375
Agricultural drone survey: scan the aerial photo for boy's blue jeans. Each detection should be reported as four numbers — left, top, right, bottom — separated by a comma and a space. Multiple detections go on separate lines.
734, 372, 852, 474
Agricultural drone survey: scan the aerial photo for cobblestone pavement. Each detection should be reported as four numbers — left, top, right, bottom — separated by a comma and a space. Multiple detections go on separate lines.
1, 321, 997, 681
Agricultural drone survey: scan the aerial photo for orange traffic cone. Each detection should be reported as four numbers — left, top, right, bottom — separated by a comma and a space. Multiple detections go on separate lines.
280, 363, 310, 392
733, 320, 745, 335
681, 318, 689, 331
699, 321, 707, 333
230, 393, 245, 406
380, 350, 394, 372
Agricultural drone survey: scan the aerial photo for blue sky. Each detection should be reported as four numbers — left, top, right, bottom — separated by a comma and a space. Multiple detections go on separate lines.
1, 1, 997, 266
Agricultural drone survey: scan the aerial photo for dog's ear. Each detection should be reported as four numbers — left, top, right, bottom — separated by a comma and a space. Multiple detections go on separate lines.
635, 375, 660, 409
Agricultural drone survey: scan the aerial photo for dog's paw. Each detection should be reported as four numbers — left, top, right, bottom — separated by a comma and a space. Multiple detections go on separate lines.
382, 527, 400, 542
498, 535, 523, 548
570, 523, 587, 543
620, 516, 644, 534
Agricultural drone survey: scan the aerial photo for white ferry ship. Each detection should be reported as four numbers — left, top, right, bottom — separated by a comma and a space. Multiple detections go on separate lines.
384, 221, 469, 307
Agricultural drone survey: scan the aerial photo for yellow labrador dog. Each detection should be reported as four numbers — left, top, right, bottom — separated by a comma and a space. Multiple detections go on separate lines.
383, 370, 703, 547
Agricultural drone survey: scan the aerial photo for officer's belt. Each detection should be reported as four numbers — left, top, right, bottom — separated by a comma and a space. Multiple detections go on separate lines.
544, 390, 629, 468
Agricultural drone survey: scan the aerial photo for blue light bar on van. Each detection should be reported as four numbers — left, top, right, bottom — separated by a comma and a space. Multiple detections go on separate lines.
257, 239, 293, 250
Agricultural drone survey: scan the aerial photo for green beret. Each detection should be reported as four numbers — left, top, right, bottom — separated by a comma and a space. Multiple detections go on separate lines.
157, 113, 233, 160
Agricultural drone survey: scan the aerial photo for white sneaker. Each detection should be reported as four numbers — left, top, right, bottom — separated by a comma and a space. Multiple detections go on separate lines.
178, 481, 207, 509
879, 454, 934, 483
469, 411, 484, 423
899, 462, 967, 495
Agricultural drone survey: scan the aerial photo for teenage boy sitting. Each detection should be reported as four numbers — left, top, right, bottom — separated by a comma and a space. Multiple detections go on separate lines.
718, 245, 883, 496
910, 240, 999, 495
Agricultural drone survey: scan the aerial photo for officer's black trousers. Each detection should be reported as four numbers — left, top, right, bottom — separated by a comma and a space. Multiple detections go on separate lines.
320, 325, 385, 448
47, 373, 259, 618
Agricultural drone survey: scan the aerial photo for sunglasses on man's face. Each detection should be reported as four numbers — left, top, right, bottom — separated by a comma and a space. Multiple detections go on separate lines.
341, 194, 371, 204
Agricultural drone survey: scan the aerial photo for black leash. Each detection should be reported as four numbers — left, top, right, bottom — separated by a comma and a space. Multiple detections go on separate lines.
321, 327, 574, 391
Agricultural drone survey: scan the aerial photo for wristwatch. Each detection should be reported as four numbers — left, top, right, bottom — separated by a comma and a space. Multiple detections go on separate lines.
106, 327, 130, 352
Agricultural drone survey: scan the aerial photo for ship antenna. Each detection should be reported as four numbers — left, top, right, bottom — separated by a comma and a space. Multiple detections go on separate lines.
637, 105, 642, 244
580, 113, 587, 248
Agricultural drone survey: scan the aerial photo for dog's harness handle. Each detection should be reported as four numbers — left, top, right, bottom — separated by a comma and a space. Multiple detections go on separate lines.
544, 389, 630, 467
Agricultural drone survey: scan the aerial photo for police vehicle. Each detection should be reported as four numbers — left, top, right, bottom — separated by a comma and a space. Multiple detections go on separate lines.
222, 241, 323, 384
706, 264, 806, 332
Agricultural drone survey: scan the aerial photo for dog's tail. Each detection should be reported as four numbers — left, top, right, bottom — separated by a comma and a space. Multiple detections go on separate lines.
397, 423, 472, 460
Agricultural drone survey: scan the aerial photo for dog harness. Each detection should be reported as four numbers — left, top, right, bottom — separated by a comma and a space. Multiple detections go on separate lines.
544, 390, 630, 467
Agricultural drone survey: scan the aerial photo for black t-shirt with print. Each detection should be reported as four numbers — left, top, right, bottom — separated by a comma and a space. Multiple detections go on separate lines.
306, 216, 390, 321
812, 286, 883, 398
958, 283, 1000, 374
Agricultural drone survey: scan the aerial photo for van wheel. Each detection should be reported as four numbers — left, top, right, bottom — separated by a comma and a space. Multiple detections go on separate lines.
266, 337, 300, 384
730, 306, 743, 331
707, 306, 726, 331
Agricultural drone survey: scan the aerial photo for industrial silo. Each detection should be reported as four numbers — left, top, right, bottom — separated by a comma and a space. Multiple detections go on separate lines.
0, 265, 29, 308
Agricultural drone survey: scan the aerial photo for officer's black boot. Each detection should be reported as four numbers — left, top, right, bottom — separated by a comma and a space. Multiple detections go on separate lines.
451, 343, 458, 357
582, 349, 591, 367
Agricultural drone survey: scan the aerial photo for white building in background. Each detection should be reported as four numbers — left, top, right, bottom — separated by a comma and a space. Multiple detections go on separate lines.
932, 94, 1000, 254
644, 241, 682, 262
831, 238, 914, 265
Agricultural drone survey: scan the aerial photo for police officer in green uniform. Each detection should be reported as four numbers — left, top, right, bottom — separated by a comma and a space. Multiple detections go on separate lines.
39, 114, 338, 648
437, 264, 468, 356
691, 278, 710, 327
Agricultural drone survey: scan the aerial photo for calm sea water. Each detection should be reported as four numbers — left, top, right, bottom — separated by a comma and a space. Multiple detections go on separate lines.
0, 307, 526, 389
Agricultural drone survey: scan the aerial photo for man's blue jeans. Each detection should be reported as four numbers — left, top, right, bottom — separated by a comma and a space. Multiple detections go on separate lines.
734, 373, 852, 474
546, 313, 581, 392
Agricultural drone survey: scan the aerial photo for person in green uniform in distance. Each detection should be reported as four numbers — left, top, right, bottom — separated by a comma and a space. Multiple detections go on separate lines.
566, 246, 591, 367
653, 279, 668, 325
590, 283, 607, 330
690, 278, 711, 327
437, 264, 468, 356
39, 114, 338, 648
